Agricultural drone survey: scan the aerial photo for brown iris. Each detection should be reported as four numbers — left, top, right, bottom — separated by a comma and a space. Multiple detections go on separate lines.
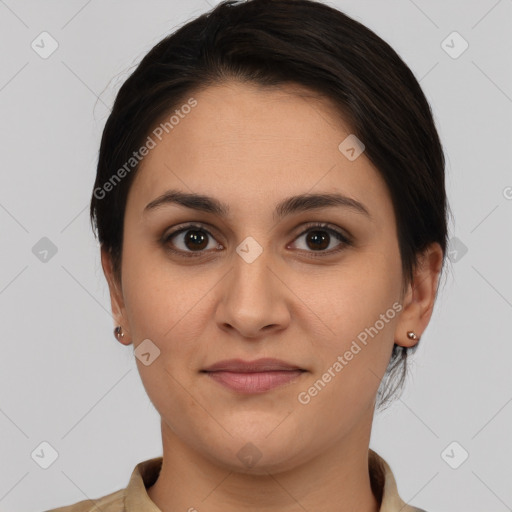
306, 230, 330, 250
184, 229, 209, 251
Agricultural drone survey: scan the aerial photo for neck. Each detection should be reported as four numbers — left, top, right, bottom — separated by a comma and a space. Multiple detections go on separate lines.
147, 420, 380, 512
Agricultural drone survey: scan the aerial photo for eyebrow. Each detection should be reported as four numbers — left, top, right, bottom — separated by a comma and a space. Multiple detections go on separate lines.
143, 189, 372, 222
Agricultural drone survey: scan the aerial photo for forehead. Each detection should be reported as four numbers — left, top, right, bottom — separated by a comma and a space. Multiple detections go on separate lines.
127, 81, 391, 220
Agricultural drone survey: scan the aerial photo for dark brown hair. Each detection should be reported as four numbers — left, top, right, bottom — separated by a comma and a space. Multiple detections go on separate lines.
90, 0, 449, 409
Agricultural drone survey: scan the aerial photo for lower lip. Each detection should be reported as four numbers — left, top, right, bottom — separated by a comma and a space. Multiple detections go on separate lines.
204, 370, 305, 393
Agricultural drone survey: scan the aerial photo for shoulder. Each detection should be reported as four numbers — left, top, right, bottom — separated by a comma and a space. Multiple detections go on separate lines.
43, 456, 163, 512
44, 488, 126, 512
369, 449, 429, 512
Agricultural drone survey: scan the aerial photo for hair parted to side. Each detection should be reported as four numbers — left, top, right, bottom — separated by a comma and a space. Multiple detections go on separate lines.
90, 0, 449, 410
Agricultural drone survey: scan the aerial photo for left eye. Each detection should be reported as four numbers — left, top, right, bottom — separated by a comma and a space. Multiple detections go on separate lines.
290, 225, 350, 254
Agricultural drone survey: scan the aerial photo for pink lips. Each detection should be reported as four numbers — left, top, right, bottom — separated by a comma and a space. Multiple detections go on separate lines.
202, 358, 306, 393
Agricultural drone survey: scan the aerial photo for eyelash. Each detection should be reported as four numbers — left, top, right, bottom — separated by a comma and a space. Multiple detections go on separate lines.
161, 222, 353, 259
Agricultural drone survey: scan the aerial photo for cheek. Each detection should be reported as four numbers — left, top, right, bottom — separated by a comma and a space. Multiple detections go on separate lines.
120, 250, 224, 414
123, 270, 213, 352
302, 242, 402, 398
121, 234, 203, 340
313, 245, 401, 342
120, 252, 214, 425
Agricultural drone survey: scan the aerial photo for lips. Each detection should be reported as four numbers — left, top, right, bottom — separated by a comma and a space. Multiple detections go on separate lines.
201, 358, 306, 393
202, 357, 304, 373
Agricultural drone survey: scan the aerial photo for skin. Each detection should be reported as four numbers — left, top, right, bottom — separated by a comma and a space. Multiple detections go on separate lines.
101, 81, 443, 512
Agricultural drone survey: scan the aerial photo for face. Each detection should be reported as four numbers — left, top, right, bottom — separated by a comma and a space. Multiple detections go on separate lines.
103, 81, 438, 474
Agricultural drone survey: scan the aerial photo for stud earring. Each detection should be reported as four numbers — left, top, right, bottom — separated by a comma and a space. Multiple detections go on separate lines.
406, 330, 419, 341
114, 325, 124, 340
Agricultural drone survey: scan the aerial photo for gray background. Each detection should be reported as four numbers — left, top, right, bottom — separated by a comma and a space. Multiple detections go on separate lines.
0, 0, 511, 511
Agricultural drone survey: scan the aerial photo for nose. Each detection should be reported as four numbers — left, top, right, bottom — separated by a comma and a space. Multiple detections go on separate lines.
215, 248, 291, 339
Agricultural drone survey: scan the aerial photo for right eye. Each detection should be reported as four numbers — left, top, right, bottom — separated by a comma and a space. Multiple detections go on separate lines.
162, 224, 224, 257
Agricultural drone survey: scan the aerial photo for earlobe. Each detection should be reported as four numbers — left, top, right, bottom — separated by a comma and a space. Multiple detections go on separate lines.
101, 247, 130, 344
395, 242, 444, 348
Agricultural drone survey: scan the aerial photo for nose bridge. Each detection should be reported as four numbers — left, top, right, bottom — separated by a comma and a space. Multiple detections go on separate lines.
217, 239, 289, 335
230, 242, 275, 304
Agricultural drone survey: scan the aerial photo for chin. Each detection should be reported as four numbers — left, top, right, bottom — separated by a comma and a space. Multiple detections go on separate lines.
204, 434, 310, 475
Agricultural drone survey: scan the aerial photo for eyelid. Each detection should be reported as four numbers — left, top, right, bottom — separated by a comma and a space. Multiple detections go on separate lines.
292, 222, 352, 244
162, 222, 220, 241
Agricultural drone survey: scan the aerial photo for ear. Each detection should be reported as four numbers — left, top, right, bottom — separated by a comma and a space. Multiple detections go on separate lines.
395, 242, 444, 348
101, 247, 131, 345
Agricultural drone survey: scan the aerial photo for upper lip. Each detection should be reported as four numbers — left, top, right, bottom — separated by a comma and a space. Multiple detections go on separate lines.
202, 358, 304, 373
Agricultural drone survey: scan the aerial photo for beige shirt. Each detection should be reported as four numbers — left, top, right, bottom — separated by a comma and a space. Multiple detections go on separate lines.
45, 449, 426, 512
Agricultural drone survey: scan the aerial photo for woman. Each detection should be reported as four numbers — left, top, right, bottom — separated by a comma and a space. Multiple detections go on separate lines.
47, 0, 447, 510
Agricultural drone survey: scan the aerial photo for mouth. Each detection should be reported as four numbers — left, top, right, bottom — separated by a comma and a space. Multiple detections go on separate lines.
201, 358, 307, 394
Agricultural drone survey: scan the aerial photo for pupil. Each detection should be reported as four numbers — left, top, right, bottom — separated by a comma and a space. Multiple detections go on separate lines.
307, 230, 329, 250
185, 230, 208, 250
